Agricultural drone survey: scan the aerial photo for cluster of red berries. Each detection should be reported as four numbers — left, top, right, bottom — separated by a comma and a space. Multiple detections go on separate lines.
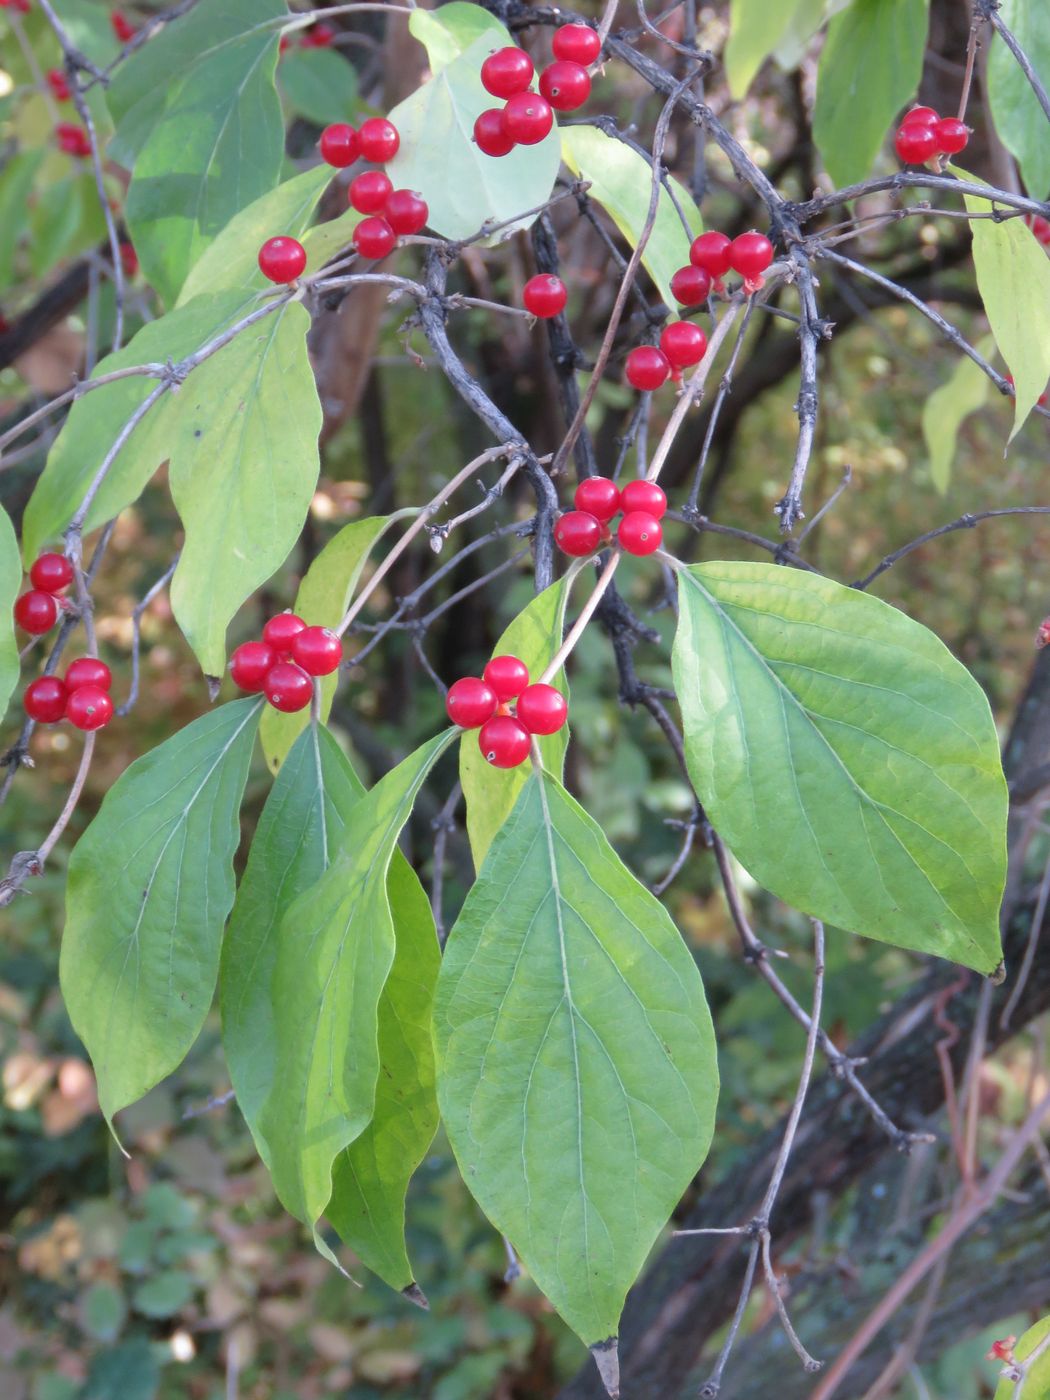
445, 654, 567, 768
555, 476, 666, 558
670, 229, 775, 310
626, 321, 708, 392
893, 106, 970, 165
46, 68, 70, 102
23, 658, 114, 731
473, 24, 600, 158
56, 122, 91, 158
280, 21, 336, 54
229, 613, 343, 713
13, 552, 75, 636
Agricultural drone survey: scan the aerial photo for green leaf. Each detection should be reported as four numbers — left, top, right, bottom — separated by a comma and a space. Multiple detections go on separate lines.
279, 46, 359, 126
0, 150, 42, 292
921, 336, 993, 492
672, 562, 1007, 973
385, 6, 561, 242
131, 1271, 194, 1319
78, 1282, 127, 1343
260, 513, 402, 773
259, 730, 455, 1236
987, 0, 1050, 201
120, 0, 286, 305
994, 1316, 1050, 1399
60, 699, 261, 1127
459, 576, 573, 870
773, 0, 829, 71
434, 769, 718, 1347
726, 0, 801, 98
0, 505, 20, 723
956, 166, 1050, 441
561, 125, 702, 309
813, 0, 929, 187
169, 300, 323, 677
178, 164, 333, 305
80, 1339, 159, 1400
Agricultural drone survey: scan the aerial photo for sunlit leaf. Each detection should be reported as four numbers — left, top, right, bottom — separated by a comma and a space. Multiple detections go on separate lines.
994, 1316, 1050, 1400
921, 336, 993, 492
726, 0, 801, 98
987, 0, 1050, 201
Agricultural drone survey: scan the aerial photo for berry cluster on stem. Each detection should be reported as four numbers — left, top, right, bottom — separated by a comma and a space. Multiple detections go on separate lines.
230, 613, 343, 712
14, 552, 73, 637
445, 654, 568, 768
555, 476, 667, 558
24, 657, 114, 731
473, 25, 601, 160
893, 105, 970, 164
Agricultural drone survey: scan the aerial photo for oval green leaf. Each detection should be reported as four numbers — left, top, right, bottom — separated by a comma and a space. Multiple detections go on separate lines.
987, 0, 1050, 202
279, 46, 358, 127
921, 335, 993, 493
994, 1316, 1050, 1400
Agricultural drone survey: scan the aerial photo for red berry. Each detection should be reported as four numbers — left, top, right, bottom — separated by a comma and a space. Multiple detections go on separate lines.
478, 714, 531, 768
539, 60, 590, 112
620, 480, 667, 518
30, 552, 73, 593
110, 10, 135, 43
349, 170, 393, 214
523, 273, 567, 318
934, 117, 969, 154
625, 345, 671, 391
320, 123, 359, 167
23, 676, 68, 724
230, 640, 278, 692
358, 117, 399, 162
670, 264, 712, 306
502, 92, 554, 145
555, 510, 602, 556
66, 684, 113, 731
483, 654, 529, 700
894, 123, 938, 163
65, 657, 112, 691
573, 476, 620, 522
474, 108, 515, 158
14, 590, 58, 634
258, 236, 306, 283
353, 216, 396, 259
262, 613, 307, 652
552, 23, 601, 65
900, 105, 939, 129
1038, 618, 1050, 649
730, 232, 773, 282
618, 511, 663, 555
516, 682, 567, 735
290, 625, 343, 676
120, 241, 138, 276
481, 46, 534, 99
263, 661, 313, 713
384, 189, 429, 236
46, 68, 70, 102
446, 676, 498, 728
301, 21, 335, 47
56, 123, 91, 157
660, 320, 707, 369
690, 231, 732, 277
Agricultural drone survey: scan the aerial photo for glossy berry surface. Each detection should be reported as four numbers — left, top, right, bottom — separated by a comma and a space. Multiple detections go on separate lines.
516, 683, 568, 735
483, 654, 530, 700
618, 511, 663, 555
290, 626, 343, 676
730, 232, 774, 280
262, 613, 307, 652
446, 676, 498, 728
263, 662, 313, 713
66, 657, 113, 692
349, 170, 393, 214
539, 60, 590, 111
478, 714, 531, 768
24, 677, 68, 724
66, 685, 113, 731
481, 46, 534, 99
15, 590, 58, 634
320, 122, 359, 167
230, 641, 278, 692
47, 68, 70, 101
574, 476, 620, 522
502, 92, 554, 145
353, 216, 396, 259
934, 117, 969, 154
620, 479, 667, 519
358, 117, 400, 162
474, 108, 515, 157
552, 23, 601, 65
894, 123, 938, 163
690, 231, 732, 276
554, 510, 602, 556
384, 189, 429, 235
901, 105, 939, 129
670, 264, 712, 306
56, 123, 91, 157
30, 552, 74, 593
523, 273, 567, 318
258, 236, 306, 283
625, 345, 671, 391
660, 320, 707, 369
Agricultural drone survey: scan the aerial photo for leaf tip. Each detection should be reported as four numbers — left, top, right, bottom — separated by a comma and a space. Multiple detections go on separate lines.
401, 1282, 429, 1310
589, 1338, 620, 1398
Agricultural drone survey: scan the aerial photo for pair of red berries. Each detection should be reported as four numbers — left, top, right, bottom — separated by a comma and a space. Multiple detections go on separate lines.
625, 321, 709, 392
279, 22, 335, 55
473, 26, 600, 158
669, 230, 774, 308
893, 106, 970, 164
446, 654, 568, 768
14, 553, 74, 636
56, 123, 91, 158
24, 657, 114, 731
555, 476, 666, 558
319, 116, 400, 167
230, 613, 343, 713
47, 68, 70, 102
111, 10, 135, 43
